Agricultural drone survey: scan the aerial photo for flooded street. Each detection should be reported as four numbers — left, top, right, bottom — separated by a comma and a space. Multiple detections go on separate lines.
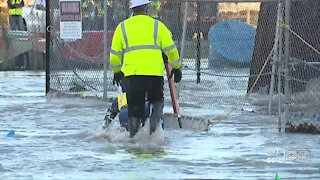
0, 71, 319, 179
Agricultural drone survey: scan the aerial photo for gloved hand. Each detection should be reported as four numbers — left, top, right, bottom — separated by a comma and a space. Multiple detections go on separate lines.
170, 68, 182, 83
113, 71, 124, 85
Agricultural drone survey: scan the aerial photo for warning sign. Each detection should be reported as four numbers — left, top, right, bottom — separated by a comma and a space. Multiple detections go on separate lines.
60, 0, 82, 39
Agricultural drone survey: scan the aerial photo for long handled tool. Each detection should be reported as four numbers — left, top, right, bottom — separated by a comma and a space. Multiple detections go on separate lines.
164, 59, 182, 128
162, 56, 210, 131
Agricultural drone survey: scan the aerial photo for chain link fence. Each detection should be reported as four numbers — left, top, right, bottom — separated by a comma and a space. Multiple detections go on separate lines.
245, 0, 320, 133
2, 0, 318, 132
47, 0, 261, 110
163, 1, 260, 112
282, 0, 320, 133
48, 0, 320, 132
0, 0, 45, 70
49, 0, 103, 97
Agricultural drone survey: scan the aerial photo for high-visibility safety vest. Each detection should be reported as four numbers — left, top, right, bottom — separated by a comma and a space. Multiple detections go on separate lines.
117, 92, 127, 110
8, 0, 23, 16
110, 15, 181, 77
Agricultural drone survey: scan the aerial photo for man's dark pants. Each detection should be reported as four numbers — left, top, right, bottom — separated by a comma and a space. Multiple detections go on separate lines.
124, 75, 164, 137
9, 15, 25, 31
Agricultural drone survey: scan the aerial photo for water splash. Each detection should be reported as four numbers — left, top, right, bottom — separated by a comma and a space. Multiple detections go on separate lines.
89, 118, 166, 147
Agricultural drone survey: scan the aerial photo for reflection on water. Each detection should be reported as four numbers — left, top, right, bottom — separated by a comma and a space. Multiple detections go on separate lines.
0, 71, 319, 179
124, 147, 167, 159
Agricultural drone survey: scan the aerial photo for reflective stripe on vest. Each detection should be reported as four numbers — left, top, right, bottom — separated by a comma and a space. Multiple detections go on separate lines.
110, 64, 122, 69
11, 0, 22, 5
120, 19, 161, 54
170, 58, 181, 66
162, 44, 176, 53
111, 49, 122, 55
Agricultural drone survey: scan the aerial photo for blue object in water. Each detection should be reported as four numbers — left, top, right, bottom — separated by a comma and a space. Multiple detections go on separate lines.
6, 130, 15, 137
118, 101, 150, 129
208, 20, 256, 67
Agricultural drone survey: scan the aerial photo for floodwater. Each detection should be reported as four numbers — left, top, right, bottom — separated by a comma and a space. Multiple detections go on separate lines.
0, 71, 319, 180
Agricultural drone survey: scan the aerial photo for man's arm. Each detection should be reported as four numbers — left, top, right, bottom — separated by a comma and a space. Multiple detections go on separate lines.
104, 99, 119, 126
158, 22, 181, 70
110, 24, 124, 73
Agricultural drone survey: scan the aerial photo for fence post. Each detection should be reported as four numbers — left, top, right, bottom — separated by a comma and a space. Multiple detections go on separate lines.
277, 1, 284, 132
177, 1, 189, 98
45, 0, 51, 94
103, 0, 109, 100
269, 1, 283, 115
196, 2, 201, 84
180, 1, 189, 66
284, 0, 291, 132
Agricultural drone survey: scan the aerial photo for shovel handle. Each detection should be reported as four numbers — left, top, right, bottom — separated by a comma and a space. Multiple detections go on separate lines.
164, 60, 182, 128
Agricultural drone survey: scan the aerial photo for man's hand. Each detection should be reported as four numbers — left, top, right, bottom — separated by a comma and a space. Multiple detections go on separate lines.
113, 71, 124, 85
170, 68, 182, 83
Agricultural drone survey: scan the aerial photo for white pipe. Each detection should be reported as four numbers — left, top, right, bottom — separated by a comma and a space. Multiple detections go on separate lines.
177, 1, 189, 98
284, 0, 291, 131
268, 1, 283, 115
180, 1, 189, 65
103, 0, 109, 100
277, 1, 284, 133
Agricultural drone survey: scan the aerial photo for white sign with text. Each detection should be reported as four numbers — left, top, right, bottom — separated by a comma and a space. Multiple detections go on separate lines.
59, 0, 82, 39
